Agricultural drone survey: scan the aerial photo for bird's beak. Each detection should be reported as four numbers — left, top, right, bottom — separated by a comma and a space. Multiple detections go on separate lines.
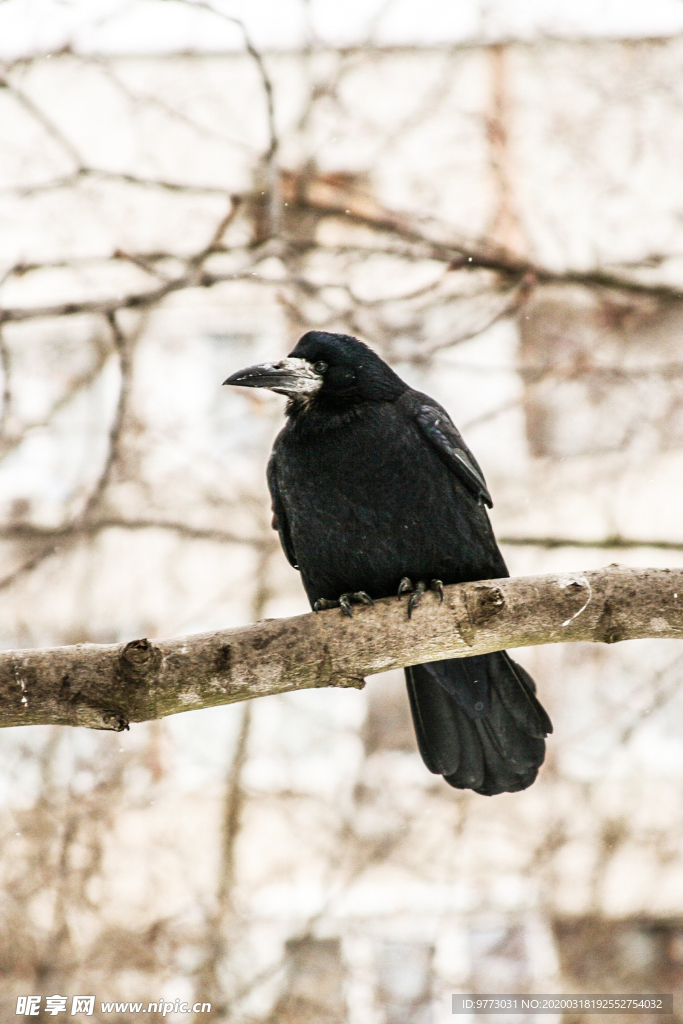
223, 357, 323, 398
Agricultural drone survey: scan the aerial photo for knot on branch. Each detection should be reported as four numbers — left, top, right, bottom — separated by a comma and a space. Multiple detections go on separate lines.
466, 584, 506, 624
72, 704, 130, 732
331, 674, 365, 690
97, 710, 130, 732
596, 598, 624, 644
118, 638, 161, 682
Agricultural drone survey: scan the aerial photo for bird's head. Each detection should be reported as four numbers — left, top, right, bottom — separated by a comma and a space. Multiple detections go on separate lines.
223, 331, 406, 412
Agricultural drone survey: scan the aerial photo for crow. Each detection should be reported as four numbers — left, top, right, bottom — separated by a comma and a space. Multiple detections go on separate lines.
225, 330, 552, 795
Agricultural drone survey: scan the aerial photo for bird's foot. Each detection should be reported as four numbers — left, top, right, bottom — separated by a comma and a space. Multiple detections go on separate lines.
397, 577, 444, 618
313, 591, 374, 617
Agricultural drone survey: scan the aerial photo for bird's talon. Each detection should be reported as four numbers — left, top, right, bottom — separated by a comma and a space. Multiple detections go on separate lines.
407, 581, 427, 618
340, 591, 374, 614
398, 577, 414, 599
317, 591, 374, 616
431, 579, 444, 602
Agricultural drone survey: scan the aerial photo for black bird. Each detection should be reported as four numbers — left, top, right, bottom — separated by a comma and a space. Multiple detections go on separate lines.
225, 331, 552, 795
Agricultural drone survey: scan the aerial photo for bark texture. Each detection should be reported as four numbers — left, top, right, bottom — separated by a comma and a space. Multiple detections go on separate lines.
2, 565, 682, 732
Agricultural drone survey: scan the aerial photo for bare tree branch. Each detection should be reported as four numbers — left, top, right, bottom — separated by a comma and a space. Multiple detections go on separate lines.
499, 535, 683, 552
0, 518, 270, 547
0, 75, 83, 170
0, 337, 111, 463
164, 0, 281, 233
4, 167, 238, 198
0, 565, 681, 732
0, 325, 11, 439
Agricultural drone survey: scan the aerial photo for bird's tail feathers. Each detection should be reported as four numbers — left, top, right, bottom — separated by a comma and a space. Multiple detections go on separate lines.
405, 651, 552, 796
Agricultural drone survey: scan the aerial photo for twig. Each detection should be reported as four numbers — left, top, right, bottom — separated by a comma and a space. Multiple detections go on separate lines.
0, 518, 270, 547
0, 76, 83, 169
163, 0, 280, 233
81, 311, 129, 516
498, 535, 683, 552
5, 167, 238, 198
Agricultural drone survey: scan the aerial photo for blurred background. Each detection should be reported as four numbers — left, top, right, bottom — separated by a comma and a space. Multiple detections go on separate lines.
2, 0, 683, 1021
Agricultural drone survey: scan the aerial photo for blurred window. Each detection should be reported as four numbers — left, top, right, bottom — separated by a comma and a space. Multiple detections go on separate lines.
377, 940, 434, 1024
270, 937, 346, 1024
520, 287, 683, 458
469, 923, 531, 991
554, 918, 683, 1024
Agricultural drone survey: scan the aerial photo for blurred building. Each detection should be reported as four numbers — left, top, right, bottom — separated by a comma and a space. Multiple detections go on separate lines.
1, 19, 683, 1024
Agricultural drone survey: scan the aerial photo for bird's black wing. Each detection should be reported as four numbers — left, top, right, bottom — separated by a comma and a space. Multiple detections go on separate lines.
406, 393, 493, 508
267, 452, 299, 569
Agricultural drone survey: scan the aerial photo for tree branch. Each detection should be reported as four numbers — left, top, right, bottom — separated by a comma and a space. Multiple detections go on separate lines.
499, 536, 683, 552
1, 565, 682, 733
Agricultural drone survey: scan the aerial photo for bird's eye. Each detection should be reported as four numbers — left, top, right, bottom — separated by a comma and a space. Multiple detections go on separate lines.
314, 361, 328, 374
